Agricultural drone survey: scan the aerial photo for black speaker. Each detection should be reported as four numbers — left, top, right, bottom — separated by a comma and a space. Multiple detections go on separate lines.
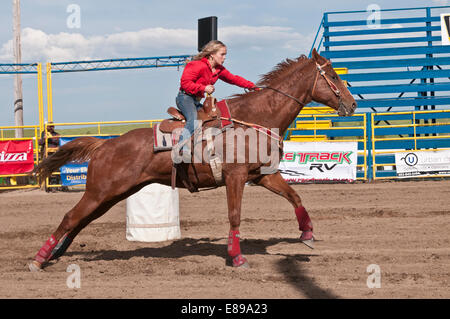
198, 16, 218, 52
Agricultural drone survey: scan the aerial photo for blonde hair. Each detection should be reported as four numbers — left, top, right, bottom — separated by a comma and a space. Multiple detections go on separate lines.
193, 40, 226, 60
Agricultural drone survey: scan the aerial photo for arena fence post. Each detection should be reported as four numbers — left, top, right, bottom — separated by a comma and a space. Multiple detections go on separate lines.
46, 63, 53, 123
37, 63, 44, 135
366, 114, 374, 181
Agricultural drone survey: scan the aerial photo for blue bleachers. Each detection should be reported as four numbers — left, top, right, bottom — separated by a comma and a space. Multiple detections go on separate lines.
310, 6, 450, 114
303, 6, 450, 180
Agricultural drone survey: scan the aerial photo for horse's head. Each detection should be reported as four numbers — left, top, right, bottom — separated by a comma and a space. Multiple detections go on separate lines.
310, 48, 356, 116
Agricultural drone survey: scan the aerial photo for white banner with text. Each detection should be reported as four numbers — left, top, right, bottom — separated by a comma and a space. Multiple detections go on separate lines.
278, 141, 358, 183
395, 150, 450, 178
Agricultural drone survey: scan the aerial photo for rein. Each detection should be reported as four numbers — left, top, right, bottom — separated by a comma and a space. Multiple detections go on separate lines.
219, 116, 282, 143
253, 85, 307, 107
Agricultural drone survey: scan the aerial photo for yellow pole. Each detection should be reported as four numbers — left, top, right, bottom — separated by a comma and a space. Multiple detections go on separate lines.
46, 62, 53, 123
413, 112, 417, 150
37, 63, 44, 133
363, 113, 367, 181
371, 113, 376, 180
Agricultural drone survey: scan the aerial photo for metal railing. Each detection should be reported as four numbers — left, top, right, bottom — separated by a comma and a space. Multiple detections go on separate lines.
371, 109, 450, 179
1, 111, 449, 189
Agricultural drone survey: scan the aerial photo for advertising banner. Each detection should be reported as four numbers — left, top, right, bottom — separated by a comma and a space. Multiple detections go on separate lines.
278, 141, 358, 183
59, 136, 118, 186
0, 140, 34, 175
395, 150, 450, 178
60, 162, 88, 186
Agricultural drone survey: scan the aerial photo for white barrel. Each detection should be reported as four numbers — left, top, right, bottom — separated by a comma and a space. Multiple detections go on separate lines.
126, 183, 181, 242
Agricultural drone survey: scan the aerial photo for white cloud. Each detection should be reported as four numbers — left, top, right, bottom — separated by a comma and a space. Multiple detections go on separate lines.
221, 25, 313, 52
0, 27, 197, 62
0, 25, 312, 62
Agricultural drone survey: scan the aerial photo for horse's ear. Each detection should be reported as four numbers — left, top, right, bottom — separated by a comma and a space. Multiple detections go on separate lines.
311, 48, 320, 61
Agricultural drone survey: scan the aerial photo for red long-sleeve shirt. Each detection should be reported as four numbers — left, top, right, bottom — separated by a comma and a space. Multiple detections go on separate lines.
180, 57, 255, 97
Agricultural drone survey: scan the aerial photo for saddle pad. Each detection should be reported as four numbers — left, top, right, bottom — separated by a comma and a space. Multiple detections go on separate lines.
216, 100, 233, 128
153, 123, 181, 152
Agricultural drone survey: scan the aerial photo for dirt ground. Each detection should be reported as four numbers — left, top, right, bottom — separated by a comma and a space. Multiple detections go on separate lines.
0, 180, 449, 299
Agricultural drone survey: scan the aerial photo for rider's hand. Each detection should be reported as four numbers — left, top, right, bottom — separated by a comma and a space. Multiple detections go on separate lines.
205, 85, 215, 95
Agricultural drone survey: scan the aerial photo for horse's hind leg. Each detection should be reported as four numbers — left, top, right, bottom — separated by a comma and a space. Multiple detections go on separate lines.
49, 200, 115, 261
29, 192, 106, 271
254, 172, 314, 248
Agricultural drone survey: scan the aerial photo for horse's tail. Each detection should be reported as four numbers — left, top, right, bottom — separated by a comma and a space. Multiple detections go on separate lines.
33, 136, 106, 181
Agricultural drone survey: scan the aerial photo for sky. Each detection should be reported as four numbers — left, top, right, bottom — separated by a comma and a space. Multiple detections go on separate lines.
0, 0, 448, 126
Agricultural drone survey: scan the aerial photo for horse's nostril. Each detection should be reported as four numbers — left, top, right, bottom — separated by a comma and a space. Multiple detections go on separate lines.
352, 102, 357, 109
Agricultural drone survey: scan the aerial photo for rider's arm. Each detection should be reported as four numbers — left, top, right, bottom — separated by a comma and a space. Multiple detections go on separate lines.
218, 67, 255, 89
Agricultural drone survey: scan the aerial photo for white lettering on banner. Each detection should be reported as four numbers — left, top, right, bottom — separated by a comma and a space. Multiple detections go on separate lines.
395, 150, 450, 178
278, 142, 358, 182
61, 167, 88, 174
66, 174, 87, 181
0, 151, 28, 162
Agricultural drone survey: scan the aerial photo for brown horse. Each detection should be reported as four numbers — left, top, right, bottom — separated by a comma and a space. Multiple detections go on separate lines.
29, 49, 356, 271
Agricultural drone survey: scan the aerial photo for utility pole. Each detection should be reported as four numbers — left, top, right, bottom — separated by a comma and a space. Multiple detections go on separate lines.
13, 0, 24, 137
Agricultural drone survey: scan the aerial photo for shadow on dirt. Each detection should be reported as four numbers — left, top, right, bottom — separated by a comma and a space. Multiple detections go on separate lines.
277, 257, 339, 299
63, 236, 338, 298
67, 237, 314, 262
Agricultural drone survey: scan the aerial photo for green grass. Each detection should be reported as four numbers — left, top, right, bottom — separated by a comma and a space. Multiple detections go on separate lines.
0, 123, 160, 139
56, 123, 157, 136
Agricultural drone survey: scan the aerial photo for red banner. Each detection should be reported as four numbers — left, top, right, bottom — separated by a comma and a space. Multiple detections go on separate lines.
0, 140, 35, 174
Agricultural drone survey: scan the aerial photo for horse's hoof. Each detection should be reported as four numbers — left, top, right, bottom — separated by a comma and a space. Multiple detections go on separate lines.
28, 260, 43, 272
300, 231, 314, 249
232, 254, 250, 268
238, 261, 250, 269
301, 238, 314, 249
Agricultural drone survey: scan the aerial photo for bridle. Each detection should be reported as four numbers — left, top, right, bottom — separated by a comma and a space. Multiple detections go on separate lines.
253, 59, 348, 114
311, 61, 341, 100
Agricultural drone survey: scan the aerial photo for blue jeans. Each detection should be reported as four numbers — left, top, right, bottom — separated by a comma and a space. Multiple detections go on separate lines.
176, 91, 203, 143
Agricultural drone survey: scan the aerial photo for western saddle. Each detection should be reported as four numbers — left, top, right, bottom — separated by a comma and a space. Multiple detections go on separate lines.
158, 96, 225, 193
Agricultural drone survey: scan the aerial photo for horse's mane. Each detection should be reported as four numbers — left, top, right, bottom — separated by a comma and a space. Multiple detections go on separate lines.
230, 54, 310, 100
257, 54, 309, 86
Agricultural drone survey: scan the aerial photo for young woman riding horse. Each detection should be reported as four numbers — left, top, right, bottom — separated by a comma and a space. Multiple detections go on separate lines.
29, 49, 356, 271
176, 40, 256, 147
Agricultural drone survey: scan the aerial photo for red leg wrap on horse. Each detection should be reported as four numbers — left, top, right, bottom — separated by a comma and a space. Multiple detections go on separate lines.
295, 206, 313, 232
34, 235, 58, 264
227, 230, 241, 257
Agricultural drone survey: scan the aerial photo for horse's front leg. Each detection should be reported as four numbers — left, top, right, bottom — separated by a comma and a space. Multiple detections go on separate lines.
254, 172, 314, 248
224, 166, 249, 268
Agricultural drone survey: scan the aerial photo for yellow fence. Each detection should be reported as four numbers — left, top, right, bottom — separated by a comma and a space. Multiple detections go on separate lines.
0, 121, 163, 191
3, 109, 450, 190
371, 110, 450, 180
